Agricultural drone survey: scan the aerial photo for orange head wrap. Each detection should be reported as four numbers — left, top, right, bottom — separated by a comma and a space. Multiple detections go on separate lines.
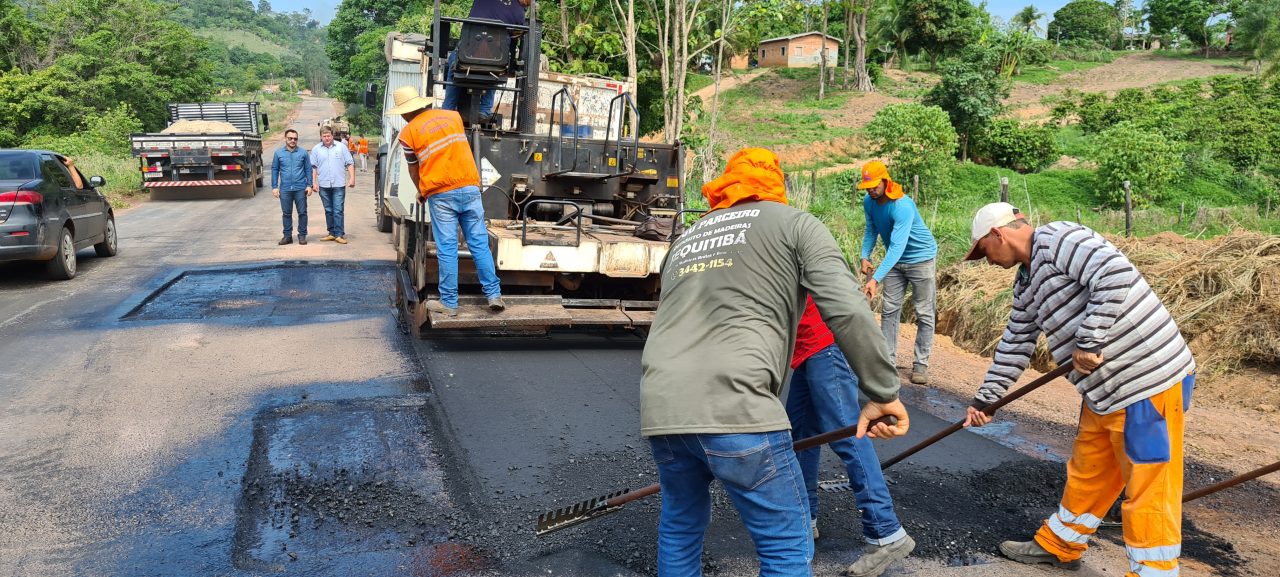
701, 148, 788, 211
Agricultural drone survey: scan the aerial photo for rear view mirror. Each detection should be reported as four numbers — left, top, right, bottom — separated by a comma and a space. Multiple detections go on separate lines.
89, 176, 106, 188
261, 113, 270, 132
363, 83, 379, 110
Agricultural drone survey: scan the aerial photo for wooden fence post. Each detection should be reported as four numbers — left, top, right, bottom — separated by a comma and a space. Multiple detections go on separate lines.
1268, 196, 1273, 219
1000, 177, 1009, 203
1076, 207, 1082, 223
1179, 202, 1185, 225
1123, 180, 1133, 238
810, 169, 816, 195
913, 175, 920, 203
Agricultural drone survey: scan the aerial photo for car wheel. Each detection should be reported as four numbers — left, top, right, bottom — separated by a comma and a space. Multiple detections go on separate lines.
46, 226, 76, 280
95, 214, 118, 257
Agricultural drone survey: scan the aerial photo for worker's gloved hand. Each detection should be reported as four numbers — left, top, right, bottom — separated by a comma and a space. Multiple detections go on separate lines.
963, 405, 992, 428
858, 399, 909, 439
1072, 349, 1104, 375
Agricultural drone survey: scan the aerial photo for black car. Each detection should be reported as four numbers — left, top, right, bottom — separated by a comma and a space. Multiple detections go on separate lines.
0, 149, 118, 279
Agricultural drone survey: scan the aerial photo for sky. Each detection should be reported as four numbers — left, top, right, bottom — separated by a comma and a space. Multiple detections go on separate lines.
265, 0, 1140, 30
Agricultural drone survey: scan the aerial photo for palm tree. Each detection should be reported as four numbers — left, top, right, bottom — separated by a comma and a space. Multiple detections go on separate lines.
1012, 5, 1045, 36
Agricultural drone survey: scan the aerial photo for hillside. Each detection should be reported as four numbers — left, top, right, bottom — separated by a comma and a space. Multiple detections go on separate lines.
195, 27, 296, 58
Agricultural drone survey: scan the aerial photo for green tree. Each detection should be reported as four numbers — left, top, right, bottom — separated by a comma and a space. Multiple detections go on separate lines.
922, 45, 1009, 160
1145, 0, 1230, 54
899, 0, 983, 69
864, 103, 958, 189
1092, 121, 1181, 206
327, 0, 425, 103
1235, 0, 1280, 77
1046, 0, 1119, 46
1011, 5, 1045, 35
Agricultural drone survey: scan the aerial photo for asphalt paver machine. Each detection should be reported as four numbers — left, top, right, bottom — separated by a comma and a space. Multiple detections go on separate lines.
383, 0, 685, 336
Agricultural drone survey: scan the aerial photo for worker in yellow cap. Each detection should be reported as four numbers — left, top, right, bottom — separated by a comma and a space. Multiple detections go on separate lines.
856, 160, 938, 385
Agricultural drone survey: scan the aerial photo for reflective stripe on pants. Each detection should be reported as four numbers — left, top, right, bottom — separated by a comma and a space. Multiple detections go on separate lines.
1034, 373, 1193, 577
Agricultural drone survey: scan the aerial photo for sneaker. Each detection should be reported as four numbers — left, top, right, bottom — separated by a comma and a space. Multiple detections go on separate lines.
910, 366, 928, 385
488, 297, 506, 311
811, 518, 820, 541
335, 237, 348, 244
998, 540, 1081, 570
321, 235, 337, 241
278, 236, 293, 245
844, 534, 915, 577
426, 300, 458, 317
298, 235, 307, 245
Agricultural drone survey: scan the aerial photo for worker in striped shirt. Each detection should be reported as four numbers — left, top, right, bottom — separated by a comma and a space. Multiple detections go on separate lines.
961, 203, 1195, 577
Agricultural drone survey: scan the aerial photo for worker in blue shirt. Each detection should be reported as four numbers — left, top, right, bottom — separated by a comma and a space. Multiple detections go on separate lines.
857, 161, 939, 385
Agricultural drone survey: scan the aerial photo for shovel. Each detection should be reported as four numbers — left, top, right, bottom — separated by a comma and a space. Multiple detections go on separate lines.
534, 415, 899, 536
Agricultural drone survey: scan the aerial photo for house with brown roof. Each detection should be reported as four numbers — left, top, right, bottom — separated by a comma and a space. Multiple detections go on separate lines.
757, 32, 841, 68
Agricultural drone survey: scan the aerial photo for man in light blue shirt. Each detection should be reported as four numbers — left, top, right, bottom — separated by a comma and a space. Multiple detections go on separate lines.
309, 126, 355, 244
271, 128, 312, 245
857, 161, 938, 385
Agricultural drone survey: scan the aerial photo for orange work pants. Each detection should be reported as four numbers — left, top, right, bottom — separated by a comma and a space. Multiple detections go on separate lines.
1035, 373, 1194, 577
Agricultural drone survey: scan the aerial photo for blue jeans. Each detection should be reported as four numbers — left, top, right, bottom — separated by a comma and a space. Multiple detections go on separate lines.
649, 431, 813, 577
786, 343, 906, 545
442, 51, 496, 117
426, 185, 501, 308
317, 186, 345, 238
279, 189, 308, 237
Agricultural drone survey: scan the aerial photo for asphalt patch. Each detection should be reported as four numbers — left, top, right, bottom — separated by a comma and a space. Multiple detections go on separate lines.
233, 396, 482, 575
121, 262, 392, 322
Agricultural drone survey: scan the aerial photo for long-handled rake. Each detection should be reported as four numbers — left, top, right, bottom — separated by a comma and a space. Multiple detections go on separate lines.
535, 362, 1074, 536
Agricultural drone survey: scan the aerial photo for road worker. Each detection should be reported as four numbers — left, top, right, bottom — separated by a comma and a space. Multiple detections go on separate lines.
356, 134, 370, 172
640, 148, 910, 576
962, 202, 1195, 576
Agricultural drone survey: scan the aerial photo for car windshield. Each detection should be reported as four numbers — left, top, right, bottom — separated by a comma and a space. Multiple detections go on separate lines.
0, 152, 38, 180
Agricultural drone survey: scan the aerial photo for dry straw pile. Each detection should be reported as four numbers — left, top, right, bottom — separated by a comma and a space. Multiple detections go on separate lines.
936, 230, 1280, 383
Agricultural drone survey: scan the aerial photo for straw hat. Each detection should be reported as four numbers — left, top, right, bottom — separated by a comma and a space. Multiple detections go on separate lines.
385, 86, 433, 116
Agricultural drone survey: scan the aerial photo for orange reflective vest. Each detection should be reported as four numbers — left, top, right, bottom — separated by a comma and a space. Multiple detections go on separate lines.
397, 109, 479, 200
357, 138, 369, 154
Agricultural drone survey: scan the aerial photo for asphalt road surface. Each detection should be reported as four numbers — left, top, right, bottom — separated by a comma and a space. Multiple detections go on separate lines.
0, 97, 1244, 577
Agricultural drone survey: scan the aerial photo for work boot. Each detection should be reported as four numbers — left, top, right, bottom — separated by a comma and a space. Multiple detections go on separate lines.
999, 540, 1081, 570
335, 236, 348, 244
426, 300, 458, 317
321, 234, 337, 241
488, 297, 506, 311
298, 235, 308, 245
278, 236, 292, 245
910, 366, 928, 385
845, 534, 915, 577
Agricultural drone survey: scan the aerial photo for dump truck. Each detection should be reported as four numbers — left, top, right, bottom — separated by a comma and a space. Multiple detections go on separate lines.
371, 2, 685, 336
129, 102, 269, 200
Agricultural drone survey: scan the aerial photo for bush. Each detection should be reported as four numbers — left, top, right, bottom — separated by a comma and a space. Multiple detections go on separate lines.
972, 119, 1059, 173
24, 104, 144, 157
1092, 121, 1182, 207
864, 103, 959, 189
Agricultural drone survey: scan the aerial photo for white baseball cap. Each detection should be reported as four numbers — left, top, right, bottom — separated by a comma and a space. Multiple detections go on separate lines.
964, 202, 1024, 261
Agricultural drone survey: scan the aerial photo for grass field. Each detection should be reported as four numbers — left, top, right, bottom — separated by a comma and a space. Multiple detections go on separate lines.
196, 28, 296, 57
1014, 59, 1111, 85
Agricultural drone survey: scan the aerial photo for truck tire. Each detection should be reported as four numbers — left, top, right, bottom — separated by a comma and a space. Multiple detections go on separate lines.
46, 225, 76, 280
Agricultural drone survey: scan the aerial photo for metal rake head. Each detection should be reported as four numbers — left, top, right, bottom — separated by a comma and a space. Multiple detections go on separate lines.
535, 488, 630, 536
817, 479, 852, 493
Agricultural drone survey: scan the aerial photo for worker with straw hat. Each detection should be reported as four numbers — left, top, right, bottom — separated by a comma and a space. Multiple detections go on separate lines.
962, 202, 1196, 577
387, 86, 504, 315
